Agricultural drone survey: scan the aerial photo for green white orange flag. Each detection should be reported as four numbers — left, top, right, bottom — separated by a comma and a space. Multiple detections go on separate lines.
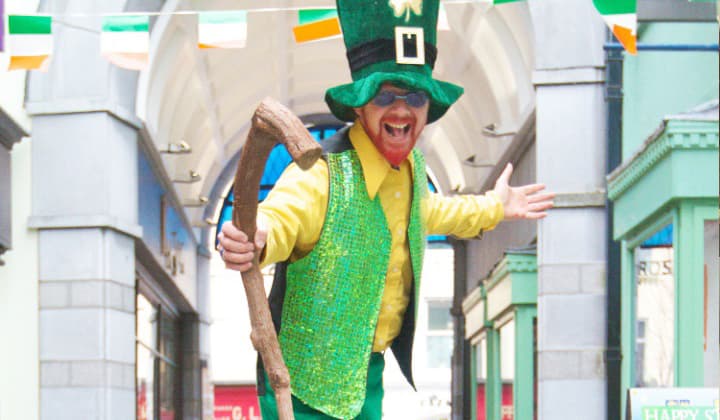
293, 9, 341, 43
593, 0, 637, 54
101, 15, 149, 70
7, 15, 53, 71
198, 11, 247, 49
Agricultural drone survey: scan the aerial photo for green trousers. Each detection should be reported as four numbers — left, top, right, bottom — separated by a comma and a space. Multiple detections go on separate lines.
259, 352, 385, 420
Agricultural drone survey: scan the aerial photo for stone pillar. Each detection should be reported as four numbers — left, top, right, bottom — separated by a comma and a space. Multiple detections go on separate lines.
528, 0, 608, 419
31, 113, 140, 420
25, 0, 149, 416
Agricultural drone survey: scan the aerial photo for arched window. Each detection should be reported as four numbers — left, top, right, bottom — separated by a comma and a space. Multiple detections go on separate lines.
215, 124, 447, 244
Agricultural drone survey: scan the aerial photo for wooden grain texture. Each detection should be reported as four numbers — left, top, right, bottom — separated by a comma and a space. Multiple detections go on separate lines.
232, 98, 321, 420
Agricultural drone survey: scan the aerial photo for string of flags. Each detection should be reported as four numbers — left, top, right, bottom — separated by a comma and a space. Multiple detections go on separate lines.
592, 0, 637, 55
0, 0, 642, 72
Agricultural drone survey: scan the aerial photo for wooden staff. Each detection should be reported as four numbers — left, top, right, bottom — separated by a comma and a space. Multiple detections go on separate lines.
232, 98, 322, 419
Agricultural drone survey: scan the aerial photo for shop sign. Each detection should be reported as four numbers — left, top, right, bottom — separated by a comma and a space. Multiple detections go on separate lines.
627, 388, 719, 420
636, 247, 673, 281
214, 385, 261, 420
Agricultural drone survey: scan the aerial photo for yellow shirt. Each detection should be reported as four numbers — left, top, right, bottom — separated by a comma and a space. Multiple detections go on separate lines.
259, 122, 504, 351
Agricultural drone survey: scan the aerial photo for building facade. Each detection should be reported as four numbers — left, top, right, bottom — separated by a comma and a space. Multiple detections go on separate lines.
0, 0, 716, 420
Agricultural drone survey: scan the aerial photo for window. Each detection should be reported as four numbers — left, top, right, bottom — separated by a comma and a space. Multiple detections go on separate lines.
476, 337, 487, 420
426, 300, 453, 369
137, 293, 179, 420
635, 319, 647, 387
476, 337, 487, 382
634, 224, 674, 387
499, 320, 515, 420
137, 294, 156, 420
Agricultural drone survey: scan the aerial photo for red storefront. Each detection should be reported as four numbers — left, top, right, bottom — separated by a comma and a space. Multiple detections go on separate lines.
214, 385, 261, 420
477, 383, 514, 420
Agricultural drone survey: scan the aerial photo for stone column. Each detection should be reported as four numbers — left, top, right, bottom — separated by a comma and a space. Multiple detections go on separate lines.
528, 0, 608, 419
26, 2, 143, 417
31, 113, 140, 420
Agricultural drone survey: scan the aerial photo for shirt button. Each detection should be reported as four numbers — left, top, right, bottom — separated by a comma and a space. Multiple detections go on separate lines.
386, 304, 393, 311
392, 267, 400, 273
396, 228, 404, 236
395, 192, 401, 199
378, 339, 385, 345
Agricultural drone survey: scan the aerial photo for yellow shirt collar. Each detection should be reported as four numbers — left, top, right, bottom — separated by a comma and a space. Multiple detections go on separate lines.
348, 121, 416, 200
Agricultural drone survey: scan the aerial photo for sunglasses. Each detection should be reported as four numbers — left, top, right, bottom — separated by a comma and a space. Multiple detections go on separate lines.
372, 90, 429, 108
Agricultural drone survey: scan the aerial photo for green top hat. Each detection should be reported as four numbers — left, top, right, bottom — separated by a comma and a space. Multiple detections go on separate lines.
325, 0, 464, 123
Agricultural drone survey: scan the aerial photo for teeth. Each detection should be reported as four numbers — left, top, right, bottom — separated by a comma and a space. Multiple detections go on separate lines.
387, 123, 408, 129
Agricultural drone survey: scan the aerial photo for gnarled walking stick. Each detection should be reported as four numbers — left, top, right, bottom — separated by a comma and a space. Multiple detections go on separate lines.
232, 98, 322, 419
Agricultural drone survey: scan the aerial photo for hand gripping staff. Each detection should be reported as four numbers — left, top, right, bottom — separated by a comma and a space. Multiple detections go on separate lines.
232, 98, 322, 420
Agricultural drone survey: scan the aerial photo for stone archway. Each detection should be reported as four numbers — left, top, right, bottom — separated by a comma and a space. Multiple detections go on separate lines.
135, 2, 543, 419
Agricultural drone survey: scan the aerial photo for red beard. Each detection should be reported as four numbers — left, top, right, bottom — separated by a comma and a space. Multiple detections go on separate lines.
367, 117, 419, 166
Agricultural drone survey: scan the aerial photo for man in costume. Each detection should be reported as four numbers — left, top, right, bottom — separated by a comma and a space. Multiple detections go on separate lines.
217, 0, 554, 418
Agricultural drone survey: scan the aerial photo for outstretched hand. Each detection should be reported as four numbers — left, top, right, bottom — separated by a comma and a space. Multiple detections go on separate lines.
493, 163, 555, 220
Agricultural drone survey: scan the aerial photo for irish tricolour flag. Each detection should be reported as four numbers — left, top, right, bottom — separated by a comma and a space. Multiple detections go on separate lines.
293, 9, 341, 44
593, 0, 637, 54
7, 15, 53, 71
198, 11, 247, 49
101, 15, 149, 70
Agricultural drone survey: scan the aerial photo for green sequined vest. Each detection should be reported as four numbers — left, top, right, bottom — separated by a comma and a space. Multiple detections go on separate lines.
278, 140, 427, 419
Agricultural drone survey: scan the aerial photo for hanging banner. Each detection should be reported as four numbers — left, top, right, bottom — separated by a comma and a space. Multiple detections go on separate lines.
8, 15, 53, 71
593, 0, 637, 54
293, 9, 341, 43
198, 11, 247, 49
101, 14, 149, 70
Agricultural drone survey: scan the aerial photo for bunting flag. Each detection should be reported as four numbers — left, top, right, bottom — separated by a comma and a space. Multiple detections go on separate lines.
593, 0, 637, 54
7, 15, 53, 71
293, 9, 341, 43
198, 11, 247, 49
101, 15, 149, 70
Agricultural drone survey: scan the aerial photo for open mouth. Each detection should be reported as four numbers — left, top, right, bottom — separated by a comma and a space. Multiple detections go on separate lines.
383, 122, 410, 137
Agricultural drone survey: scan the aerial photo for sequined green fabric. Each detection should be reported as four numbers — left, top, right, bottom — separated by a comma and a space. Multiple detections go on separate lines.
408, 149, 427, 315
280, 148, 427, 419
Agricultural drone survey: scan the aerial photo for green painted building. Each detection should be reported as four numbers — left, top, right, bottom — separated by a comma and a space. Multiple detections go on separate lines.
612, 19, 719, 420
464, 250, 538, 420
463, 16, 718, 420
